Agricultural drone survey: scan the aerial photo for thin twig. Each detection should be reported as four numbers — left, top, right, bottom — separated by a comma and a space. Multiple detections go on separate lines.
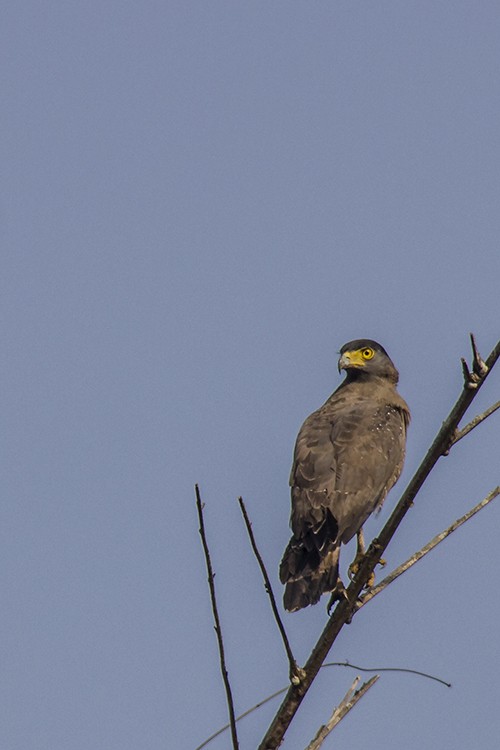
359, 486, 500, 607
304, 675, 380, 750
194, 687, 288, 750
322, 661, 451, 688
258, 336, 500, 750
238, 496, 303, 684
195, 485, 239, 750
450, 401, 500, 446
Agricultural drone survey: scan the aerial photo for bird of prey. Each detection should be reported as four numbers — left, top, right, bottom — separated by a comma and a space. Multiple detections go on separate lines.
280, 339, 410, 612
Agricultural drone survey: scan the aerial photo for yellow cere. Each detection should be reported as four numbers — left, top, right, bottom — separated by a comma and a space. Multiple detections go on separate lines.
343, 347, 375, 366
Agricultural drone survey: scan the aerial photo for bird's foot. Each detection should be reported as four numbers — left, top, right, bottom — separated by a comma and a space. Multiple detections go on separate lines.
327, 584, 362, 624
349, 555, 386, 588
348, 555, 375, 587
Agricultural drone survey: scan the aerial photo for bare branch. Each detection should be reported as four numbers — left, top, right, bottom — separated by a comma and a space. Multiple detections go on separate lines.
195, 485, 239, 750
359, 486, 500, 607
304, 676, 360, 750
450, 400, 500, 447
322, 661, 451, 688
238, 496, 304, 685
258, 336, 500, 750
305, 675, 380, 750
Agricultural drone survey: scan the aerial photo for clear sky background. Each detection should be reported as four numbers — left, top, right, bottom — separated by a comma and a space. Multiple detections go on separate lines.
2, 2, 499, 749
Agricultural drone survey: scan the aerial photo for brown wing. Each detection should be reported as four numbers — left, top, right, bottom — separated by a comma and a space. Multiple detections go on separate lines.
280, 383, 409, 606
290, 388, 408, 545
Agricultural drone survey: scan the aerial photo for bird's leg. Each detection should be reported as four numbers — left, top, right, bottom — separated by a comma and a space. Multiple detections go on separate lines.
327, 579, 362, 624
348, 528, 369, 581
348, 529, 387, 585
327, 578, 348, 617
357, 527, 366, 556
349, 530, 387, 588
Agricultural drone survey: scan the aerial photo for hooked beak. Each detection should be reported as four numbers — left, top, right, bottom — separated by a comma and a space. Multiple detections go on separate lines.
338, 350, 365, 372
338, 353, 350, 373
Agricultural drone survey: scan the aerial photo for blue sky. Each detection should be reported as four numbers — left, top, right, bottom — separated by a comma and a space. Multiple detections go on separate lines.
2, 2, 499, 749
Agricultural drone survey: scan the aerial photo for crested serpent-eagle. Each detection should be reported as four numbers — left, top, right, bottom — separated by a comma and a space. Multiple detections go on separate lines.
280, 339, 410, 612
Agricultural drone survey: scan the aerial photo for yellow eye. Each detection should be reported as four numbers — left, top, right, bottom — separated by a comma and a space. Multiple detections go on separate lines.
361, 348, 374, 360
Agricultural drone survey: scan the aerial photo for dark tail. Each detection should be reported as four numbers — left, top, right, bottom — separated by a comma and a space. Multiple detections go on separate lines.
280, 543, 340, 612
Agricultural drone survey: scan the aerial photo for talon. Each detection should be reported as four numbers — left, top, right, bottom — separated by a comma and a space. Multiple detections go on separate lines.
378, 557, 387, 568
348, 556, 362, 581
349, 555, 376, 588
327, 580, 347, 616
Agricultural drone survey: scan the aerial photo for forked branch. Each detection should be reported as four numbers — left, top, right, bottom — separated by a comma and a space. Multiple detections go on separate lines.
304, 675, 380, 750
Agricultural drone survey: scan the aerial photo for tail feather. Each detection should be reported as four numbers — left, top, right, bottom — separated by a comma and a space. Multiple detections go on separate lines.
281, 546, 340, 612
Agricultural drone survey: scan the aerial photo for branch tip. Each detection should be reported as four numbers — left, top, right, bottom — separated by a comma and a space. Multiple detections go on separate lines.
237, 496, 298, 681
304, 675, 379, 750
470, 333, 488, 376
195, 487, 240, 750
462, 333, 489, 388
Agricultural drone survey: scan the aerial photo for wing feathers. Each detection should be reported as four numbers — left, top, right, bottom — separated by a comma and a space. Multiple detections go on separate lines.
281, 377, 409, 611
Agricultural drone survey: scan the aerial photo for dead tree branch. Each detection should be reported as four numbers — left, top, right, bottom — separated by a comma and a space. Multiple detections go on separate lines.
322, 661, 451, 688
238, 496, 304, 685
195, 484, 239, 750
359, 486, 499, 607
449, 400, 500, 447
258, 335, 500, 750
304, 675, 380, 750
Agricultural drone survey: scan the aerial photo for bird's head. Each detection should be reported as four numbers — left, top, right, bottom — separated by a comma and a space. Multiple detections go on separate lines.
338, 339, 399, 383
